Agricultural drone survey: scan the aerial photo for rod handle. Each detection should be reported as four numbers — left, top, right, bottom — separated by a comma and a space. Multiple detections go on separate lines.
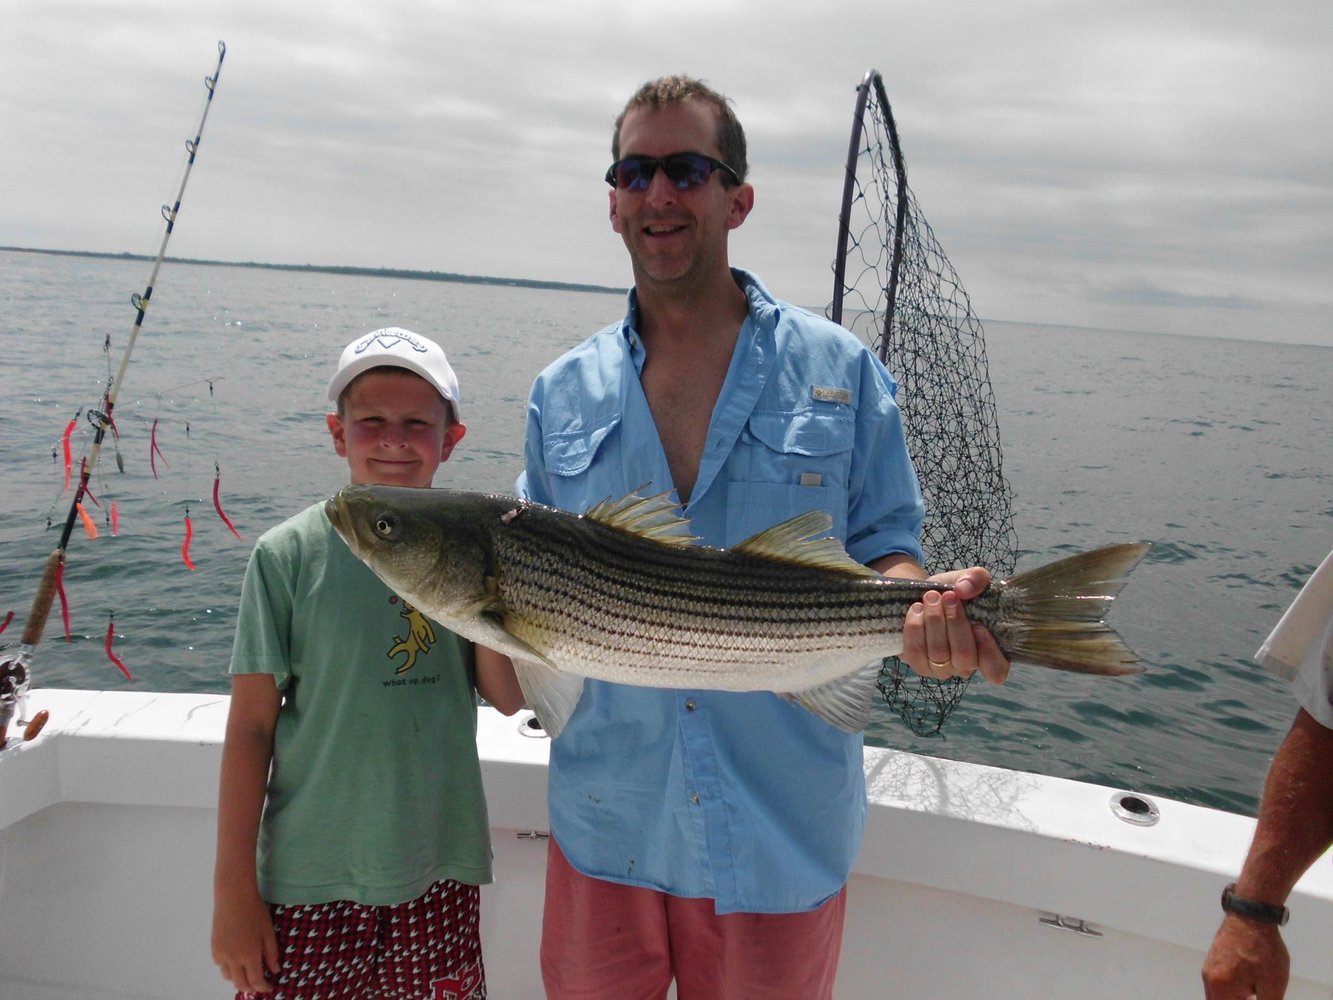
21, 549, 64, 649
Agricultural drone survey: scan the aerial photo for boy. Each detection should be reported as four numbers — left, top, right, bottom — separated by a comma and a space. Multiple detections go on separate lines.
212, 327, 523, 999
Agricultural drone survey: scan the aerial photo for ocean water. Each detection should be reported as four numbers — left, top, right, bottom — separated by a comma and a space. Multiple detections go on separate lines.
1, 248, 1328, 816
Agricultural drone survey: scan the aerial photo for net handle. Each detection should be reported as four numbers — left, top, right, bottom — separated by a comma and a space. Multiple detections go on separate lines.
830, 72, 873, 328
831, 70, 910, 364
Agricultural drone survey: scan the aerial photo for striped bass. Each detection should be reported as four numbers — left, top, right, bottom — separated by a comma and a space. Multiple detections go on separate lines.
325, 486, 1149, 737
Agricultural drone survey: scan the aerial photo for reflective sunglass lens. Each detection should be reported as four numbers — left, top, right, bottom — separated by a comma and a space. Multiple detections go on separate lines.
662, 155, 710, 189
607, 153, 733, 191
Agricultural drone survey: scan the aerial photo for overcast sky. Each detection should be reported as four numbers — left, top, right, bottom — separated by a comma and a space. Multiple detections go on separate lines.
3, 0, 1329, 345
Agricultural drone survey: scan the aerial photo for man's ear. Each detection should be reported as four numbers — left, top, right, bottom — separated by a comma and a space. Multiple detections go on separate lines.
609, 188, 623, 234
725, 183, 754, 231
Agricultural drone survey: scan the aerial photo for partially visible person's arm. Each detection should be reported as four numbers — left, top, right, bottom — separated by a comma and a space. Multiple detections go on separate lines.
212, 673, 282, 994
1202, 708, 1333, 999
476, 644, 525, 715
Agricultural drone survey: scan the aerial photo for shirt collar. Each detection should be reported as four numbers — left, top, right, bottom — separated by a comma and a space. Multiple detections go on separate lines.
618, 268, 780, 350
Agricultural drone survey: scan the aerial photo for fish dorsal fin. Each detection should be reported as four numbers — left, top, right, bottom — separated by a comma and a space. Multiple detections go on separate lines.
732, 511, 879, 578
583, 489, 698, 548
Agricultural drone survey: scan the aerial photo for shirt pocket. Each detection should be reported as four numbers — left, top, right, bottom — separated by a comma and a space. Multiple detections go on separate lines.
746, 408, 855, 461
544, 413, 622, 478
540, 413, 624, 514
728, 409, 855, 543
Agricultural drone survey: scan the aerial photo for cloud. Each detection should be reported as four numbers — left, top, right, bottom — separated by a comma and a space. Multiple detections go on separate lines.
2, 0, 1330, 344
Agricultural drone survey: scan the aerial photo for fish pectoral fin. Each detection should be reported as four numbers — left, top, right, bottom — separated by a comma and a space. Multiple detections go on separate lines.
733, 512, 879, 578
475, 611, 584, 737
511, 657, 585, 740
786, 660, 883, 732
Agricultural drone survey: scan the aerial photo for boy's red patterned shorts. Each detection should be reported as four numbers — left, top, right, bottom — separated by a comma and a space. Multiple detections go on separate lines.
239, 879, 485, 1000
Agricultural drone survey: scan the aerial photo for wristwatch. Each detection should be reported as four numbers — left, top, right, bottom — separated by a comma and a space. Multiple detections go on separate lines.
1221, 883, 1289, 926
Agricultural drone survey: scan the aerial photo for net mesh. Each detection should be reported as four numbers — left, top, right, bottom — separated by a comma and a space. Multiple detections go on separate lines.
828, 70, 1017, 737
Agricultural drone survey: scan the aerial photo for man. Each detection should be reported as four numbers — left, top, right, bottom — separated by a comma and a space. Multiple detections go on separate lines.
1203, 551, 1333, 1000
519, 76, 1009, 999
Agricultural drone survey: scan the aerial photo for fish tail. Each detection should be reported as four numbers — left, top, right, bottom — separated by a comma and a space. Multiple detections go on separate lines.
998, 542, 1151, 676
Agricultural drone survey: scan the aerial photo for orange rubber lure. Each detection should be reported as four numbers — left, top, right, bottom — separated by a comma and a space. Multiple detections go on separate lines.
76, 502, 98, 539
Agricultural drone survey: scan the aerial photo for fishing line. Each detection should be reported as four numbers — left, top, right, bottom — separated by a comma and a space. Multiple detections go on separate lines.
146, 375, 241, 568
0, 41, 227, 748
100, 332, 124, 536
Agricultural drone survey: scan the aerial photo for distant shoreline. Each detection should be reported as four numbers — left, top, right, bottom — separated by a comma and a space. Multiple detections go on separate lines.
6, 245, 1327, 349
0, 245, 628, 297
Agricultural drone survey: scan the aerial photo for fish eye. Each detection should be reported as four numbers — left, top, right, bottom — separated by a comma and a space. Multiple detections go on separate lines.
374, 514, 397, 538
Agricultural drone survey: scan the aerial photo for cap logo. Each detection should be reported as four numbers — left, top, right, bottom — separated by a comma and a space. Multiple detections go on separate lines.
354, 330, 431, 356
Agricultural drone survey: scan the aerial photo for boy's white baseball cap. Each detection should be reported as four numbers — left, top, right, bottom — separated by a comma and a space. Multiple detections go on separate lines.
327, 327, 461, 419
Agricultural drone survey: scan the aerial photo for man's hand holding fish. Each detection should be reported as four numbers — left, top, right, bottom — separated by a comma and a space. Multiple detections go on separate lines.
896, 564, 1013, 685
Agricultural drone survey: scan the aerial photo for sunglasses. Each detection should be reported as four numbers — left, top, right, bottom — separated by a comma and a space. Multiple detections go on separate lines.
605, 152, 741, 192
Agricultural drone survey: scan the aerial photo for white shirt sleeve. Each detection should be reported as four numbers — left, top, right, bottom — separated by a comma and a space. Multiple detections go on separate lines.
1256, 550, 1333, 729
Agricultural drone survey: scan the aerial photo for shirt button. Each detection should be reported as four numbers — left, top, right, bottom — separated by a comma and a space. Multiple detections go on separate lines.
691, 793, 701, 805
685, 699, 697, 711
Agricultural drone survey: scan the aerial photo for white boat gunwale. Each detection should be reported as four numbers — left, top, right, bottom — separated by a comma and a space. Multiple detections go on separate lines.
2, 688, 1331, 999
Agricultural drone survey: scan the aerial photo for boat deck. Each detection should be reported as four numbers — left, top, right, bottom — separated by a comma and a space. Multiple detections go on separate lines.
2, 689, 1331, 999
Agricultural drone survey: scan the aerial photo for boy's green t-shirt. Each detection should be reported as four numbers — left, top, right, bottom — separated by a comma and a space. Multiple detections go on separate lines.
230, 501, 492, 906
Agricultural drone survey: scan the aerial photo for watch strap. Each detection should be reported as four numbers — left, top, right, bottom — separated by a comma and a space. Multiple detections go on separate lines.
1221, 883, 1289, 926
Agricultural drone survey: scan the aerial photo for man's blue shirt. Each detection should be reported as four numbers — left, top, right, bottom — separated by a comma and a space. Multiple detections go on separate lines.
518, 270, 924, 914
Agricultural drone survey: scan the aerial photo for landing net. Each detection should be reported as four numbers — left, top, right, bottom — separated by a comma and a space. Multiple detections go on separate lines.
829, 70, 1017, 736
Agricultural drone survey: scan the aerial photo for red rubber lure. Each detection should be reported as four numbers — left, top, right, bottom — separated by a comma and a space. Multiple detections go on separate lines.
61, 417, 76, 491
0, 610, 13, 636
182, 509, 195, 570
213, 464, 242, 541
110, 501, 120, 536
55, 557, 71, 642
81, 472, 100, 507
105, 615, 132, 682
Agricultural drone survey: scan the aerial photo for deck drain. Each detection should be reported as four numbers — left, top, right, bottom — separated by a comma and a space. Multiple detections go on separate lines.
517, 712, 549, 739
1109, 791, 1160, 827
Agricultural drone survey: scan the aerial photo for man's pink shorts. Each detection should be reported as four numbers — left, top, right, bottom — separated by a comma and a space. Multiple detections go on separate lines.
541, 837, 846, 1000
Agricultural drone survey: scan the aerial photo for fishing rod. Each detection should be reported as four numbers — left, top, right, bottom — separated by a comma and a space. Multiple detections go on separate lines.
60, 41, 227, 551
0, 40, 227, 750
